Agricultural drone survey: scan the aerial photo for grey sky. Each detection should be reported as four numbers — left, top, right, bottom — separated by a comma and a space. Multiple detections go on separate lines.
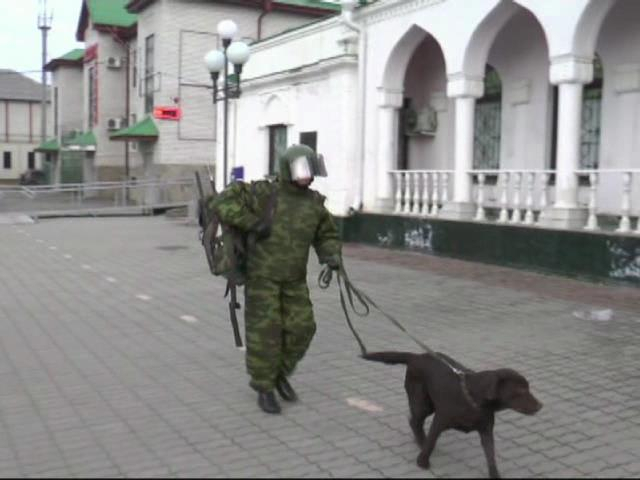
0, 0, 84, 82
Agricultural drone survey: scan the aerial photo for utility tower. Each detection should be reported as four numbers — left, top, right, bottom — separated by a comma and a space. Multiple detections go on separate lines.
38, 0, 53, 143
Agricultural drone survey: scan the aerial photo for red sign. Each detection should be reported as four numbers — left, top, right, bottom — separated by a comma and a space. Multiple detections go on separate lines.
153, 106, 182, 121
84, 43, 98, 63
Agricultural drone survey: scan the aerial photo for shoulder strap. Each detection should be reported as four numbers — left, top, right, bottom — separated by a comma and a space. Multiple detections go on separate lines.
252, 181, 278, 228
264, 183, 278, 227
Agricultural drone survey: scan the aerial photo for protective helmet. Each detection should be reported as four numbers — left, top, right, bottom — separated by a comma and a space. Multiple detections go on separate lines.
279, 144, 327, 182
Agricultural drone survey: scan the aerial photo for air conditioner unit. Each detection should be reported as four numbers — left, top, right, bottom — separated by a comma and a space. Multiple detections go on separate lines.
107, 117, 124, 130
106, 56, 122, 69
405, 106, 438, 136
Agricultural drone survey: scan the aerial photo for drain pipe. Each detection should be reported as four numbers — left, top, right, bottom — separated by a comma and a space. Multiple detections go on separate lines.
339, 0, 367, 213
257, 0, 273, 41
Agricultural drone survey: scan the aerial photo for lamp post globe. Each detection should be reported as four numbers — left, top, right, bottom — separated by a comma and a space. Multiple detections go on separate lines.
204, 49, 225, 74
217, 19, 238, 43
227, 41, 250, 65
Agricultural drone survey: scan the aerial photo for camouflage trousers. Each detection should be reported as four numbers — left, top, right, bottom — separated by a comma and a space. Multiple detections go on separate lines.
244, 278, 316, 392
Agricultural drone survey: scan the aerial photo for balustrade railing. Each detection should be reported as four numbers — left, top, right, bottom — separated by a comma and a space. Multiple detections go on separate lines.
389, 168, 640, 235
390, 170, 454, 217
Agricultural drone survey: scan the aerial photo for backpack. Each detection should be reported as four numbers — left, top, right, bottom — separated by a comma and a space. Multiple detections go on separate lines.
197, 179, 278, 286
195, 174, 278, 349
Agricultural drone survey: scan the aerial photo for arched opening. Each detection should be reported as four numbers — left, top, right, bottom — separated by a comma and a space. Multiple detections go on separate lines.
592, 0, 640, 170
473, 7, 550, 172
397, 34, 448, 171
588, 0, 640, 215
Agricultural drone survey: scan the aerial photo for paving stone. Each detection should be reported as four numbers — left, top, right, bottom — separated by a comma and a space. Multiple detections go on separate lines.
0, 218, 638, 478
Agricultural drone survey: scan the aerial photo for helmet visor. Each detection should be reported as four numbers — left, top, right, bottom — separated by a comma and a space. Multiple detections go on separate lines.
290, 156, 313, 181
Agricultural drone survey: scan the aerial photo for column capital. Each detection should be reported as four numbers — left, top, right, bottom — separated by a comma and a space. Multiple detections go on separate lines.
447, 73, 484, 99
377, 87, 403, 108
549, 54, 594, 85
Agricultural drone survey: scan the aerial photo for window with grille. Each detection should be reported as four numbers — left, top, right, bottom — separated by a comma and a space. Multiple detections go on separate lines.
299, 131, 317, 152
88, 66, 97, 127
145, 35, 155, 113
580, 56, 603, 170
3, 152, 11, 170
473, 65, 502, 171
269, 125, 287, 175
132, 48, 137, 88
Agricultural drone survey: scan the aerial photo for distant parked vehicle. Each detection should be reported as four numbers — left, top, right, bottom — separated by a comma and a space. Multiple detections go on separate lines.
19, 169, 47, 186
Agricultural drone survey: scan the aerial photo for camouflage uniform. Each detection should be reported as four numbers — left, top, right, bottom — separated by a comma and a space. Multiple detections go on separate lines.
210, 151, 341, 393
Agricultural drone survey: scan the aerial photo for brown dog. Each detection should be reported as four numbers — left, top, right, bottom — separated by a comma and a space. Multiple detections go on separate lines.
362, 351, 542, 478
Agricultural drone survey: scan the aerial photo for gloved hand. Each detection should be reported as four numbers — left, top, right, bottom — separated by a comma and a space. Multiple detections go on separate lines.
325, 255, 341, 271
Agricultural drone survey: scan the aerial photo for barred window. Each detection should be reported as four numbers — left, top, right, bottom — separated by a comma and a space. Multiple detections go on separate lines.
145, 35, 155, 113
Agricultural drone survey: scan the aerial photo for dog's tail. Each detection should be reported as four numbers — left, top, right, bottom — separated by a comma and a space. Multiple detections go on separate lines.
361, 351, 415, 365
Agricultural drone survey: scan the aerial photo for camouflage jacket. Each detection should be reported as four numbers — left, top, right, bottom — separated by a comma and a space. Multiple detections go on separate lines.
209, 179, 341, 282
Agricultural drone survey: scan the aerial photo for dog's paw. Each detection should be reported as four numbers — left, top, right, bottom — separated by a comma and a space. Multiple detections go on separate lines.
416, 452, 430, 470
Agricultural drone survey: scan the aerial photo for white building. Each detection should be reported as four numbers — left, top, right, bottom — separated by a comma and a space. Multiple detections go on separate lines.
123, 0, 341, 181
0, 70, 52, 183
75, 0, 139, 183
45, 0, 338, 185
42, 49, 87, 184
230, 0, 640, 234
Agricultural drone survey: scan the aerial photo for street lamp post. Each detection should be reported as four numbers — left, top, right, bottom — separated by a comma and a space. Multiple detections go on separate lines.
204, 20, 251, 188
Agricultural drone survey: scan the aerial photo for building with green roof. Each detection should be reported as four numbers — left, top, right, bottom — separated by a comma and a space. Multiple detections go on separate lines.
50, 0, 340, 185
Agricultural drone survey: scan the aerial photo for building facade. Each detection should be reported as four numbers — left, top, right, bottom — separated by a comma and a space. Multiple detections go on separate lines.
42, 49, 87, 184
229, 0, 640, 235
76, 0, 140, 183
124, 0, 340, 182
0, 70, 52, 183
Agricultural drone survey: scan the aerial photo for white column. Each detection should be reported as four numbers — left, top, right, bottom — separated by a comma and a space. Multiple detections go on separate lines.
375, 87, 403, 211
555, 83, 583, 208
539, 56, 593, 229
453, 97, 475, 204
441, 74, 483, 220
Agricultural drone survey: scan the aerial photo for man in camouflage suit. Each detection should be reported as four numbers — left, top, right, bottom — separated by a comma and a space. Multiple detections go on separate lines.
210, 144, 341, 414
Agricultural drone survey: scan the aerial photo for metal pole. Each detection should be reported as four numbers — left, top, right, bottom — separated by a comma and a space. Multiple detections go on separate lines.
38, 1, 52, 178
39, 15, 51, 144
223, 47, 229, 188
125, 42, 131, 204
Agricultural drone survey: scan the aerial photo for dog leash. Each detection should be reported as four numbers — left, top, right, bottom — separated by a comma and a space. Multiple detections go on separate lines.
318, 260, 481, 411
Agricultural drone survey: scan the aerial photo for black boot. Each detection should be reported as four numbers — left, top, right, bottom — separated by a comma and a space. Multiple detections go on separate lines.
276, 376, 298, 402
258, 391, 281, 414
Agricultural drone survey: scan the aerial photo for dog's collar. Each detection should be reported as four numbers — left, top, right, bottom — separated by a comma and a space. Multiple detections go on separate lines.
434, 355, 482, 411
458, 373, 482, 411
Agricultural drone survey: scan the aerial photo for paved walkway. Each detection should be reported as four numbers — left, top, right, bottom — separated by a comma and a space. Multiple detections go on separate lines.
0, 217, 638, 478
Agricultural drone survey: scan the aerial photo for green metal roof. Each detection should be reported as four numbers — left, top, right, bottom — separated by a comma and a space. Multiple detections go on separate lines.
77, 0, 137, 40
276, 0, 340, 11
110, 116, 159, 141
88, 0, 137, 28
35, 138, 60, 153
45, 49, 85, 71
127, 0, 340, 14
58, 49, 86, 62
